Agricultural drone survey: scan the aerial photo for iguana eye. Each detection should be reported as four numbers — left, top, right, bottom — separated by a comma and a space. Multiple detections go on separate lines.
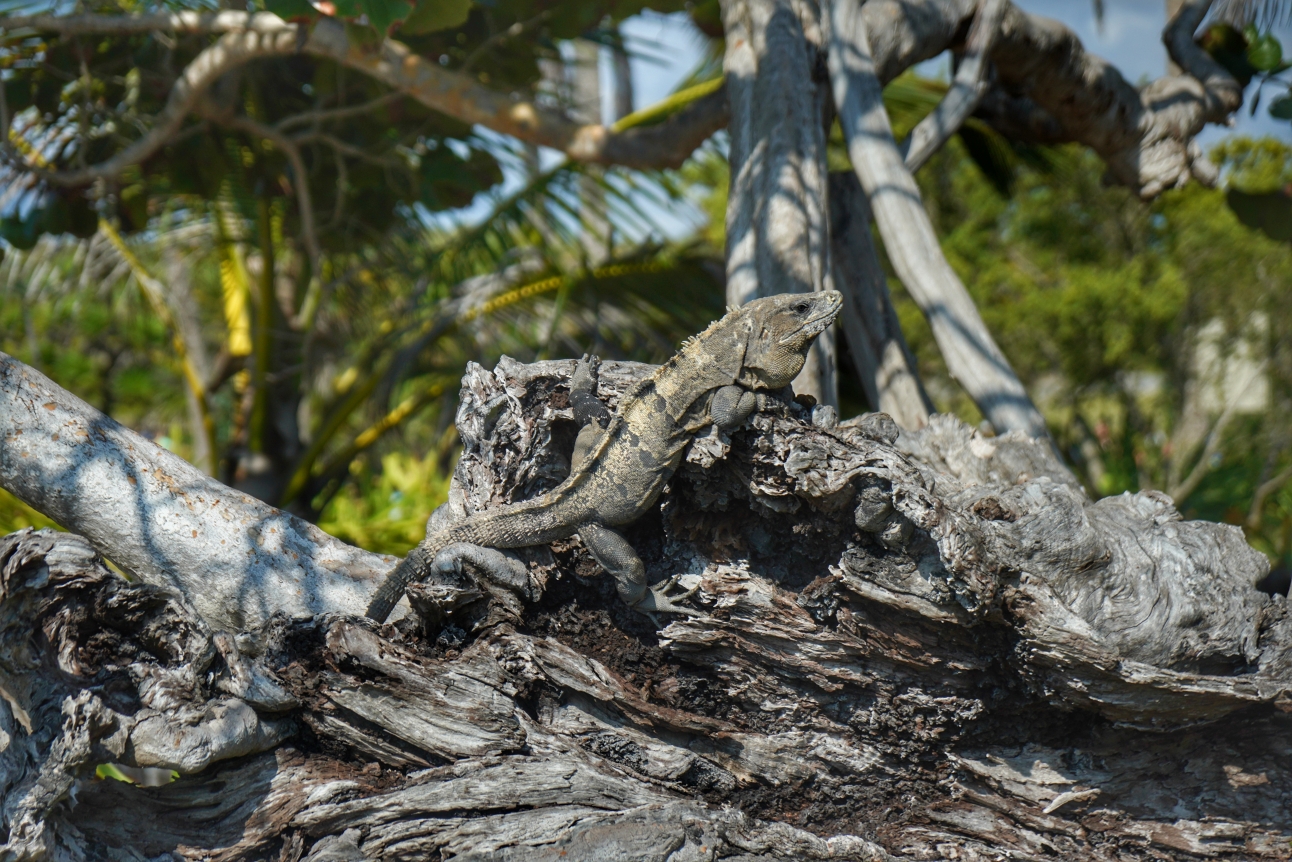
793, 301, 810, 314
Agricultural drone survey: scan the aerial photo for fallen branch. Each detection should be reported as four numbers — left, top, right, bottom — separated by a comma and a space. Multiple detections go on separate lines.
2, 356, 1289, 859
0, 351, 393, 631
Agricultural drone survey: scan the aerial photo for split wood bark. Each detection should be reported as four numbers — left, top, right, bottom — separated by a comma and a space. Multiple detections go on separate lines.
720, 0, 838, 409
3, 356, 1291, 860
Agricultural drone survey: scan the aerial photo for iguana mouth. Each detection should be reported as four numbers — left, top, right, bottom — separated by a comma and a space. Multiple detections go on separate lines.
780, 290, 842, 344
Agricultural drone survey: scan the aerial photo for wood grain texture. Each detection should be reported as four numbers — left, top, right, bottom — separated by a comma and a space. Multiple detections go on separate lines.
1, 357, 1289, 860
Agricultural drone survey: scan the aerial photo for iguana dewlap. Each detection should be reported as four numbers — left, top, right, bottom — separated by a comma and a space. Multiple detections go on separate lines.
365, 291, 843, 622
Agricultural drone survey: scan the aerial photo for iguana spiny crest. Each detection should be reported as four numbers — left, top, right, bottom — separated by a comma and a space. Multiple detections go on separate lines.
365, 290, 843, 623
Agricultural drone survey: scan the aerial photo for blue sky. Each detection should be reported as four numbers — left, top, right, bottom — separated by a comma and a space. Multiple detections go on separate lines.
622, 0, 1292, 144
436, 3, 1291, 240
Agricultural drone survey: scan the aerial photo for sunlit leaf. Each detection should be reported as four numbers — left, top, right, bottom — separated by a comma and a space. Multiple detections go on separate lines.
1248, 33, 1284, 71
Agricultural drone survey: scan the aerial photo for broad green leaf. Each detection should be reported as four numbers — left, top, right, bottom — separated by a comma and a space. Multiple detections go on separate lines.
1270, 94, 1292, 121
363, 0, 414, 33
1226, 188, 1292, 244
400, 0, 471, 35
265, 0, 318, 20
1247, 34, 1283, 72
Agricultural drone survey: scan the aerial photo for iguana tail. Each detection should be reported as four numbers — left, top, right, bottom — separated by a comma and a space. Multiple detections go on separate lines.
366, 541, 438, 622
364, 497, 585, 622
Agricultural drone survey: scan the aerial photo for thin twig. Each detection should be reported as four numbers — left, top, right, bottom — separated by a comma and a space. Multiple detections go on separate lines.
275, 91, 404, 133
900, 0, 1007, 172
1249, 466, 1292, 530
210, 111, 323, 286
1168, 358, 1269, 503
460, 12, 550, 75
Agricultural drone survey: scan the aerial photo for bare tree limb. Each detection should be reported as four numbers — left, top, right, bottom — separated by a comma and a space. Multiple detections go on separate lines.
1249, 465, 1292, 530
2, 13, 728, 185
829, 171, 934, 429
827, 0, 1058, 451
1167, 358, 1268, 503
275, 90, 404, 133
720, 0, 837, 408
852, 0, 1245, 198
900, 0, 1008, 173
0, 352, 395, 631
1163, 0, 1246, 124
985, 0, 1242, 196
6, 3, 1244, 196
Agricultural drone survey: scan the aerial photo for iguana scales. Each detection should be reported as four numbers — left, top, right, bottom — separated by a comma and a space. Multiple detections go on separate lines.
365, 290, 843, 622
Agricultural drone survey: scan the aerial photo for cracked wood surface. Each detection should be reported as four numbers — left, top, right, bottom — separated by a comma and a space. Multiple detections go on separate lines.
0, 357, 1289, 860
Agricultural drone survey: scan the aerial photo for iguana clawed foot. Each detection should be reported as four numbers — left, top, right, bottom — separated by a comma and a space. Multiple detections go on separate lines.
432, 542, 536, 601
634, 575, 704, 621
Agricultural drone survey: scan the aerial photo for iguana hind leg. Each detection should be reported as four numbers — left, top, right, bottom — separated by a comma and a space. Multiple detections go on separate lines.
577, 522, 702, 617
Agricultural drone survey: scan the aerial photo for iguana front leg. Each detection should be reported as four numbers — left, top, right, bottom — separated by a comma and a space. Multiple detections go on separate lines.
710, 384, 757, 430
577, 523, 701, 617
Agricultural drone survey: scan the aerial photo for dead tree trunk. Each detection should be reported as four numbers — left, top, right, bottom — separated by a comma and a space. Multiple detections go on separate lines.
2, 354, 1291, 860
721, 0, 838, 409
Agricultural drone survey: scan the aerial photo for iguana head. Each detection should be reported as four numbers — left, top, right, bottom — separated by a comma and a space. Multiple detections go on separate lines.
739, 291, 843, 389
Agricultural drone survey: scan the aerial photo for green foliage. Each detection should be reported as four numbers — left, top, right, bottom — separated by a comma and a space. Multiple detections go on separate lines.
1213, 137, 1292, 192
317, 452, 451, 555
0, 488, 61, 536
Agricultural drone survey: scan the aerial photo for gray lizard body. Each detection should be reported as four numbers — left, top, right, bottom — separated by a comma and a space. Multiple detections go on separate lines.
365, 290, 843, 622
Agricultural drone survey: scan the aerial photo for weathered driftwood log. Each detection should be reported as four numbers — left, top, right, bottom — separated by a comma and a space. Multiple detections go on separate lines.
2, 357, 1291, 860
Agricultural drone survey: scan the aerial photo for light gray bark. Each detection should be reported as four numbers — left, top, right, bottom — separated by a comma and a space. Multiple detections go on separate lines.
720, 0, 838, 408
0, 352, 395, 632
827, 0, 1055, 446
899, 0, 1007, 173
2, 358, 1289, 860
828, 171, 934, 429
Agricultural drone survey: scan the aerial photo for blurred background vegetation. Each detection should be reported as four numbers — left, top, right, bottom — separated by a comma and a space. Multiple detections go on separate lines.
2, 0, 1291, 588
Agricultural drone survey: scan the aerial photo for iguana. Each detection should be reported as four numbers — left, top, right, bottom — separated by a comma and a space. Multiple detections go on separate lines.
365, 290, 843, 622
